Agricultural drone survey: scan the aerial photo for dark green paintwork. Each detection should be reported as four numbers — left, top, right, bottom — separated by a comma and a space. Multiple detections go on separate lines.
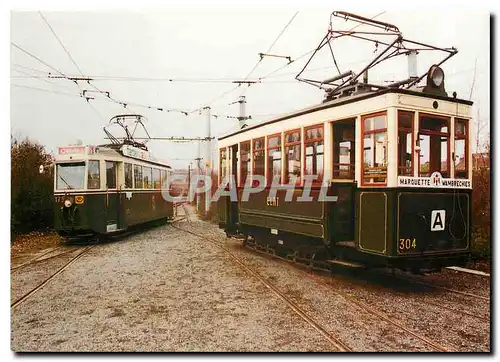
55, 190, 173, 235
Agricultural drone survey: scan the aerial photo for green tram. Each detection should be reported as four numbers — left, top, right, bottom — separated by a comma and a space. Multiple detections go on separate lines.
54, 142, 173, 238
217, 65, 473, 273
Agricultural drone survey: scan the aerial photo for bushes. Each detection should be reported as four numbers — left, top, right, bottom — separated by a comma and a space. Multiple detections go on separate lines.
471, 149, 490, 259
11, 137, 54, 237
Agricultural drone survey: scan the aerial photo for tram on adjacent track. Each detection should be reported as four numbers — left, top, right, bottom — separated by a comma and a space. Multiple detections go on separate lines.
216, 12, 473, 273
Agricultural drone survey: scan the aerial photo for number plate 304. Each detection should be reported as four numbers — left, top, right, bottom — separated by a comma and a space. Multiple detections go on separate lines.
399, 238, 417, 252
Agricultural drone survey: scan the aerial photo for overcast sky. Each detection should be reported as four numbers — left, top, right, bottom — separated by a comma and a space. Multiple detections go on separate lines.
10, 9, 490, 169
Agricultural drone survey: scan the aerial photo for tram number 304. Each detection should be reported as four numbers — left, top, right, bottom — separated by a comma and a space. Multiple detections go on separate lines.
399, 238, 417, 251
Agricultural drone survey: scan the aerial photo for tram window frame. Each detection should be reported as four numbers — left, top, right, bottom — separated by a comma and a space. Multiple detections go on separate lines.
397, 111, 414, 176
332, 119, 355, 180
267, 133, 282, 185
240, 141, 250, 187
143, 166, 153, 189
418, 113, 450, 178
361, 111, 388, 186
153, 168, 161, 189
105, 161, 118, 189
124, 162, 133, 189
87, 160, 101, 189
134, 165, 143, 189
454, 118, 469, 179
304, 124, 324, 184
252, 137, 265, 180
284, 129, 301, 184
160, 169, 166, 189
219, 148, 228, 185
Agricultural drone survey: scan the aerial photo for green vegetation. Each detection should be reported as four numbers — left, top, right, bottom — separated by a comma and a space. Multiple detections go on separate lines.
11, 137, 54, 239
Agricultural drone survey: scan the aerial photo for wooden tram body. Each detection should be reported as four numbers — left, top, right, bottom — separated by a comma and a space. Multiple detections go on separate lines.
217, 84, 473, 272
54, 143, 173, 237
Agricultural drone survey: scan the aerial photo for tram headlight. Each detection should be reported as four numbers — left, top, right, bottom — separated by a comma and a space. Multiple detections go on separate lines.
64, 198, 73, 208
429, 65, 444, 87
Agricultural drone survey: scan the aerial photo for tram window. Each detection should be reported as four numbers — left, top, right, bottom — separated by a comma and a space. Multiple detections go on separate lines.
56, 162, 85, 190
398, 112, 414, 176
87, 160, 100, 189
160, 169, 166, 189
134, 165, 143, 188
333, 120, 355, 180
305, 125, 324, 182
240, 141, 250, 186
267, 134, 282, 184
143, 166, 152, 189
454, 119, 468, 178
219, 148, 227, 184
124, 163, 133, 189
418, 114, 449, 177
153, 168, 161, 189
252, 138, 265, 178
284, 130, 301, 184
105, 161, 117, 189
362, 113, 387, 185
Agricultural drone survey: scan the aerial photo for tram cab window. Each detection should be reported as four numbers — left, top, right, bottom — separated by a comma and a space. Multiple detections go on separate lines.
284, 130, 301, 184
454, 119, 468, 179
398, 112, 414, 176
105, 161, 117, 189
305, 125, 324, 183
418, 114, 449, 177
87, 160, 100, 189
252, 138, 265, 179
362, 113, 387, 185
267, 134, 282, 184
333, 120, 355, 180
134, 165, 143, 188
143, 167, 153, 189
124, 163, 133, 188
56, 162, 85, 190
219, 148, 227, 184
240, 141, 250, 186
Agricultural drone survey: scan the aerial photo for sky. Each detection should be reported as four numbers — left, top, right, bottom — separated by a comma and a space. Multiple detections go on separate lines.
9, 9, 491, 170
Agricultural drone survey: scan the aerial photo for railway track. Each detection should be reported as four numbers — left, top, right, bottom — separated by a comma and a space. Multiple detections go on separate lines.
11, 246, 81, 272
173, 206, 490, 351
386, 273, 490, 302
174, 205, 351, 352
11, 245, 95, 310
243, 240, 490, 322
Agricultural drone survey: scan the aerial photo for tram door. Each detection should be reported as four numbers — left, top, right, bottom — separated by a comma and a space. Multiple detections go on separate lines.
105, 161, 121, 232
330, 119, 356, 243
228, 144, 239, 228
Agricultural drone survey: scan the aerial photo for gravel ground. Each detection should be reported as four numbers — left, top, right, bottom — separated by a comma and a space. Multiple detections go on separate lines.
10, 205, 491, 352
12, 218, 336, 351
179, 205, 490, 352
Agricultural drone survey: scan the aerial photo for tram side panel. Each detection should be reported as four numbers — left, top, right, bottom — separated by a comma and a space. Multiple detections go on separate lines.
123, 190, 172, 227
237, 187, 328, 249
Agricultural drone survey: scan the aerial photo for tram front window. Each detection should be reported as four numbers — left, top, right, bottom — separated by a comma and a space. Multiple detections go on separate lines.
56, 162, 85, 190
418, 115, 449, 177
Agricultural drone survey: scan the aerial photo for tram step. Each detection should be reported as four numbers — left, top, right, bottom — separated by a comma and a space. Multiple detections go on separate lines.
335, 241, 356, 248
325, 259, 363, 268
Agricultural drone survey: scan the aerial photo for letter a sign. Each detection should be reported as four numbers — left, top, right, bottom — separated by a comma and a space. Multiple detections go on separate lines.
430, 210, 446, 231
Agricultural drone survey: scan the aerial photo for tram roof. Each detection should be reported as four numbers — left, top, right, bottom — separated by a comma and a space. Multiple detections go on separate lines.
218, 87, 473, 141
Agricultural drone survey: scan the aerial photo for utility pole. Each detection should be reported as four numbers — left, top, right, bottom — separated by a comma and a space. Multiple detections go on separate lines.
196, 140, 201, 211
187, 163, 191, 199
237, 96, 247, 129
204, 106, 212, 215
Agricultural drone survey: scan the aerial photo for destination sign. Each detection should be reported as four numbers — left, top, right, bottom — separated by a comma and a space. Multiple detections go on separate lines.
398, 172, 471, 189
120, 145, 169, 166
58, 146, 86, 155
